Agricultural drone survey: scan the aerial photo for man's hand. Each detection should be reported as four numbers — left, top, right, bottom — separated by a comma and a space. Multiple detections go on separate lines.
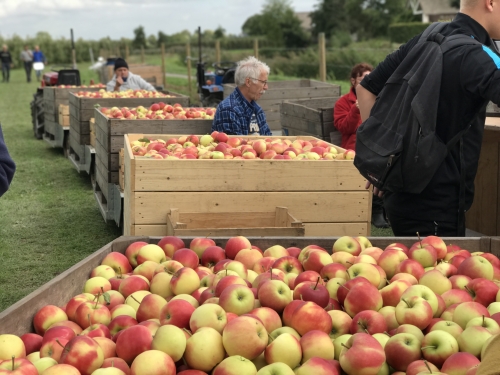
365, 181, 384, 197
114, 72, 123, 91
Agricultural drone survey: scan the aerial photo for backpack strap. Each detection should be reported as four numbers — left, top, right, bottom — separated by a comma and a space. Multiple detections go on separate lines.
418, 22, 448, 44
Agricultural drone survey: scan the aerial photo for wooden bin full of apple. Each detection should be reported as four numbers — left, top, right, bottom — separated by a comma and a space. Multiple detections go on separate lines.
123, 132, 372, 237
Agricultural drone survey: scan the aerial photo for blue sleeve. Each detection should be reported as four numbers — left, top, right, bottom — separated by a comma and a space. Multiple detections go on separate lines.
211, 107, 245, 135
257, 111, 272, 136
0, 126, 15, 197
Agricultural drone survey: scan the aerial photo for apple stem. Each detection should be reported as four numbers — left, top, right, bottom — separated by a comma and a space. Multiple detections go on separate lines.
314, 277, 320, 290
87, 314, 92, 327
338, 283, 350, 291
384, 331, 391, 336
55, 339, 66, 349
421, 346, 436, 351
346, 261, 353, 265
10, 356, 14, 371
131, 295, 141, 304
385, 278, 390, 285
416, 231, 422, 245
117, 267, 122, 277
205, 232, 212, 239
270, 268, 273, 280
341, 343, 351, 350
402, 298, 411, 308
483, 315, 486, 327
423, 360, 433, 373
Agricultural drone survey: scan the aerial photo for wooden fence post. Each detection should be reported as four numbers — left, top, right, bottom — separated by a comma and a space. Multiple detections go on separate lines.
253, 39, 259, 59
161, 43, 166, 88
318, 33, 326, 82
215, 40, 221, 63
186, 43, 192, 99
141, 46, 145, 63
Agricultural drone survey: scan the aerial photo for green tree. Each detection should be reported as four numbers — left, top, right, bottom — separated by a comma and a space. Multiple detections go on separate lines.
310, 0, 349, 39
132, 26, 146, 49
450, 0, 460, 8
242, 14, 266, 36
214, 26, 226, 39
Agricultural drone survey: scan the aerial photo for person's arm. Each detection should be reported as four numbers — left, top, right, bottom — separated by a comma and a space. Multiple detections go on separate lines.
137, 76, 156, 91
0, 125, 16, 197
211, 106, 244, 135
106, 78, 117, 92
334, 95, 363, 134
356, 85, 377, 122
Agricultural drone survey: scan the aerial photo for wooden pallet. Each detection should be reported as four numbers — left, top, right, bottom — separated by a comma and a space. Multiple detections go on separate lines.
93, 177, 123, 227
42, 120, 68, 151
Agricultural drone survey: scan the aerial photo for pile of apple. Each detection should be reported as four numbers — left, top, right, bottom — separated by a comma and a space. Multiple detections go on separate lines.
74, 89, 173, 99
57, 84, 106, 89
130, 132, 354, 160
99, 103, 215, 121
1, 234, 499, 375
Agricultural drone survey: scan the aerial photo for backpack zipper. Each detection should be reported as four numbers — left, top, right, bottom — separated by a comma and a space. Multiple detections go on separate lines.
415, 127, 423, 162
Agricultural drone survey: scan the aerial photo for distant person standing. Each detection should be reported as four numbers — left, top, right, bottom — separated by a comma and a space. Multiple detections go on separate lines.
20, 45, 33, 82
32, 45, 47, 82
0, 45, 13, 83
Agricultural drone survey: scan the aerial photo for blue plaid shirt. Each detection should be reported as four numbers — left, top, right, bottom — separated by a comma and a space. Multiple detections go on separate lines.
212, 87, 272, 136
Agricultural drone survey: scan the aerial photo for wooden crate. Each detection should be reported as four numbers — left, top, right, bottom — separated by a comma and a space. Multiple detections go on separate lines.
167, 207, 305, 237
487, 102, 500, 117
223, 80, 341, 132
58, 104, 70, 127
124, 133, 371, 237
119, 148, 125, 191
90, 118, 96, 148
281, 97, 341, 143
0, 235, 493, 336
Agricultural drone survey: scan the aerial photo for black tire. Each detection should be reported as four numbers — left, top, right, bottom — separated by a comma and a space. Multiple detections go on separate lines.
31, 90, 44, 139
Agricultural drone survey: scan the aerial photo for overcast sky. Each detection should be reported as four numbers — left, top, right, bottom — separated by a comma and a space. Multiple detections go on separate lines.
0, 0, 318, 40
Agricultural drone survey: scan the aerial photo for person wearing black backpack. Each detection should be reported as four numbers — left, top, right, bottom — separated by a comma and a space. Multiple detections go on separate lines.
356, 0, 500, 237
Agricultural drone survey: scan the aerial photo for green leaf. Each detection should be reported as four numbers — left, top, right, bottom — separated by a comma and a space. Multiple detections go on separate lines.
138, 138, 151, 143
102, 292, 111, 305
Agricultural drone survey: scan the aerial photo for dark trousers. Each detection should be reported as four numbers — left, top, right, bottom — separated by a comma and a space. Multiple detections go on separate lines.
372, 195, 384, 214
1, 63, 9, 82
24, 62, 32, 82
385, 208, 465, 237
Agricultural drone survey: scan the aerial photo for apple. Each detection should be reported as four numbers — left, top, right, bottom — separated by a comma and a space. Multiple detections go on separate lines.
159, 299, 195, 329
339, 333, 385, 375
32, 357, 58, 374
256, 362, 294, 375
273, 256, 303, 275
380, 279, 411, 307
219, 284, 255, 316
125, 242, 148, 268
179, 328, 222, 372
59, 335, 104, 375
213, 355, 258, 375
421, 236, 448, 260
457, 256, 494, 280
395, 324, 424, 342
408, 241, 437, 268
347, 263, 381, 288
441, 289, 473, 307
75, 300, 111, 329
465, 278, 499, 306
401, 285, 439, 316
39, 337, 69, 362
170, 267, 201, 295
466, 315, 500, 334
92, 368, 126, 375
189, 237, 216, 258
101, 252, 133, 275
172, 249, 199, 269
456, 325, 493, 357
264, 333, 302, 369
406, 360, 439, 375
300, 330, 335, 363
93, 336, 116, 359
293, 279, 329, 308
118, 275, 150, 299
332, 236, 362, 256
115, 325, 153, 365
452, 301, 490, 329
20, 333, 42, 356
0, 358, 38, 375
136, 244, 166, 265
378, 249, 409, 279
249, 307, 282, 334
222, 316, 268, 360
420, 330, 459, 368
384, 332, 422, 371
253, 257, 276, 274
419, 270, 452, 295
129, 350, 175, 375
430, 320, 463, 339
235, 249, 263, 270
135, 294, 167, 323
200, 246, 226, 268
157, 236, 185, 258
391, 273, 418, 285
396, 260, 425, 281
42, 326, 76, 345
257, 280, 292, 313
290, 301, 333, 335
435, 262, 458, 277
378, 306, 400, 331
33, 305, 68, 335
344, 283, 383, 317
350, 310, 388, 335
396, 296, 433, 329
440, 352, 480, 375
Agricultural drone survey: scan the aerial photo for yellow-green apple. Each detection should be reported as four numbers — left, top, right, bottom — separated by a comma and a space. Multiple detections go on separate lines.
75, 300, 111, 329
480, 253, 500, 270
458, 256, 494, 280
269, 327, 301, 342
372, 333, 390, 349
450, 274, 472, 290
149, 272, 174, 300
420, 236, 448, 260
223, 260, 248, 279
300, 330, 335, 363
441, 289, 473, 307
200, 246, 225, 268
435, 262, 458, 278
222, 316, 268, 360
290, 301, 333, 335
125, 241, 148, 268
330, 252, 355, 268
0, 335, 25, 361
135, 294, 167, 322
441, 303, 461, 321
249, 307, 282, 334
380, 280, 412, 307
466, 315, 500, 334
59, 335, 104, 375
430, 320, 463, 339
457, 325, 493, 357
331, 237, 361, 257
396, 260, 425, 281
118, 275, 150, 299
101, 357, 130, 374
115, 325, 153, 365
354, 236, 372, 251
350, 310, 388, 335
344, 283, 383, 317
353, 254, 377, 265
420, 330, 459, 368
298, 245, 327, 263
395, 324, 424, 341
172, 249, 199, 269
253, 257, 276, 274
215, 275, 246, 296
20, 334, 42, 356
419, 270, 452, 295
384, 333, 422, 371
320, 263, 347, 282
257, 279, 292, 313
155, 259, 183, 276
255, 362, 294, 375
33, 357, 58, 374
452, 301, 490, 329
295, 357, 341, 375
40, 363, 82, 374
440, 352, 480, 375
401, 285, 439, 316
129, 349, 175, 375
159, 299, 195, 329
33, 305, 68, 336
272, 256, 303, 275
151, 325, 185, 362
170, 267, 200, 295
185, 327, 225, 371
101, 252, 133, 275
110, 304, 137, 320
136, 244, 166, 265
98, 290, 125, 310
347, 263, 381, 288
90, 265, 116, 280
465, 278, 499, 306
396, 296, 433, 329
263, 245, 288, 259
293, 279, 329, 308
234, 249, 262, 270
91, 368, 126, 375
200, 273, 216, 288
391, 273, 418, 285
378, 306, 400, 331
0, 357, 38, 374
264, 333, 301, 368
93, 336, 115, 359
325, 278, 346, 301
488, 302, 500, 315
333, 334, 352, 361
170, 293, 199, 308
133, 261, 158, 281
26, 351, 40, 363
213, 356, 258, 375
406, 360, 439, 375
339, 333, 386, 375
219, 284, 255, 316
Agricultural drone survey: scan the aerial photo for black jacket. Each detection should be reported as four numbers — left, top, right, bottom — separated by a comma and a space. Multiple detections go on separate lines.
361, 13, 500, 222
0, 125, 15, 197
0, 51, 12, 64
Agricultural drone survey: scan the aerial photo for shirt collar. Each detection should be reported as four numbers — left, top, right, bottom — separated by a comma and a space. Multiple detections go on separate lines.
235, 87, 256, 111
452, 13, 496, 48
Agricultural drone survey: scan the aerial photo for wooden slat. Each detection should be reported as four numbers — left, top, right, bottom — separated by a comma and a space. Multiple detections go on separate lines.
168, 227, 304, 237
304, 223, 369, 236
69, 92, 190, 111
95, 139, 119, 171
95, 156, 119, 185
131, 191, 370, 225
124, 143, 136, 235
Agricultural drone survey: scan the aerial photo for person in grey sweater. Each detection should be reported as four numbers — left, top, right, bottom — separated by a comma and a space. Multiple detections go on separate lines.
20, 45, 33, 82
106, 58, 156, 92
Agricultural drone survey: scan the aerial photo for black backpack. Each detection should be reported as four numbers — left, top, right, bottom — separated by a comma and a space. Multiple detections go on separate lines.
354, 23, 481, 194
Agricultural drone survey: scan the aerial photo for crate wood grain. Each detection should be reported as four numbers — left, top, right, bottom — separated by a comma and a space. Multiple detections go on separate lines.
124, 133, 370, 237
167, 207, 305, 237
1, 235, 492, 336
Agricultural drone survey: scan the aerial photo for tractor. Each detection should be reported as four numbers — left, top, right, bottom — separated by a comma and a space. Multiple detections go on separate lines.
30, 68, 82, 139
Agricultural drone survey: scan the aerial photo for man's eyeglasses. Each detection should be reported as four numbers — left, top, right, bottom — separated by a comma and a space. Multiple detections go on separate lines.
249, 77, 268, 86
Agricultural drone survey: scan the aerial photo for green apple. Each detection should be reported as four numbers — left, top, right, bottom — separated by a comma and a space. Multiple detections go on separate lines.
213, 355, 257, 375
151, 324, 186, 362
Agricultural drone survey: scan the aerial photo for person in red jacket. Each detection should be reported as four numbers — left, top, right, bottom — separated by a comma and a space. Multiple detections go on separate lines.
334, 63, 390, 229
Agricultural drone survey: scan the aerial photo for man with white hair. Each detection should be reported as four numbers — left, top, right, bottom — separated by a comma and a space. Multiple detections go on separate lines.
212, 56, 272, 136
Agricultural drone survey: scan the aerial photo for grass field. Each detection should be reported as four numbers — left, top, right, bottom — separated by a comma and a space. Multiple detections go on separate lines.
0, 59, 392, 313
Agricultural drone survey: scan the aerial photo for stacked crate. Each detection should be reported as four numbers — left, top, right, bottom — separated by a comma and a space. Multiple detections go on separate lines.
223, 80, 341, 133
58, 105, 69, 127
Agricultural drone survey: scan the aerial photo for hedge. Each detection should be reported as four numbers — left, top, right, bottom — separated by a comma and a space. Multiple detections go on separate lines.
388, 22, 430, 43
